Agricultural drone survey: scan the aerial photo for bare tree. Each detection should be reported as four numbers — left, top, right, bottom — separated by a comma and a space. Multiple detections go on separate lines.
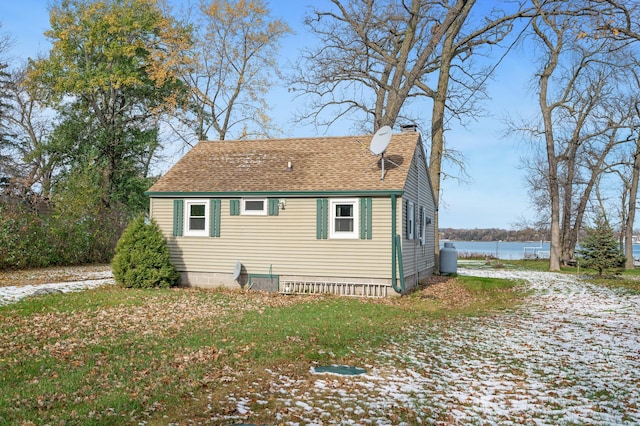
292, 0, 469, 132
519, 49, 639, 270
293, 1, 529, 131
614, 136, 640, 268
615, 77, 640, 269
521, 0, 640, 270
592, 0, 640, 41
623, 133, 640, 268
0, 24, 12, 164
564, 63, 635, 262
2, 66, 58, 198
596, 0, 640, 269
428, 2, 533, 262
0, 29, 57, 209
174, 0, 291, 143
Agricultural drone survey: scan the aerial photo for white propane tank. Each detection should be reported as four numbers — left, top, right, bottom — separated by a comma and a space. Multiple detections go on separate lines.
440, 242, 458, 274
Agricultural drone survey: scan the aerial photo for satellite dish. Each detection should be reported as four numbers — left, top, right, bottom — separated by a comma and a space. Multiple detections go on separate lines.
232, 261, 242, 281
369, 126, 392, 155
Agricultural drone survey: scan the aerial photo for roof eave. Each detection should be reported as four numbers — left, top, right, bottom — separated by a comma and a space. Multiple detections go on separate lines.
145, 189, 405, 198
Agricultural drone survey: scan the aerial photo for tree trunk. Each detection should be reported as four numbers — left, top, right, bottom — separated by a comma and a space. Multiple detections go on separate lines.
539, 95, 562, 270
560, 160, 575, 264
547, 150, 562, 271
428, 1, 473, 272
532, 12, 563, 271
429, 42, 452, 273
625, 137, 640, 269
540, 73, 562, 271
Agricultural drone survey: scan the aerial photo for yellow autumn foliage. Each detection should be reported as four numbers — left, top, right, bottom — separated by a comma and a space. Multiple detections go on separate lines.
28, 0, 190, 106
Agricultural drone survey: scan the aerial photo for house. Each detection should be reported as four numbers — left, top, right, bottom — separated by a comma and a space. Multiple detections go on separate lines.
146, 128, 436, 296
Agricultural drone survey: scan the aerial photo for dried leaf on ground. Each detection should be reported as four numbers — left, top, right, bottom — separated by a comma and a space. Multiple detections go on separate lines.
415, 276, 476, 308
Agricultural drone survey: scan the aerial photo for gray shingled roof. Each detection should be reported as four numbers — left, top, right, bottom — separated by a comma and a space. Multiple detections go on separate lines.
147, 132, 420, 194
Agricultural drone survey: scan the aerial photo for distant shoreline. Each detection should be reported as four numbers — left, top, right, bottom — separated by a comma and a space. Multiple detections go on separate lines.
439, 240, 640, 261
439, 228, 638, 244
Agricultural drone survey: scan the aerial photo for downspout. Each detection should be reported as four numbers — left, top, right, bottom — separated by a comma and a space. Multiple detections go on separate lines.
416, 147, 420, 283
392, 194, 397, 292
396, 235, 405, 293
391, 194, 405, 294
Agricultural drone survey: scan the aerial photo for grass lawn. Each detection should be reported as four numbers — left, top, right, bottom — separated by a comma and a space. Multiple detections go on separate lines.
0, 276, 522, 425
582, 268, 640, 294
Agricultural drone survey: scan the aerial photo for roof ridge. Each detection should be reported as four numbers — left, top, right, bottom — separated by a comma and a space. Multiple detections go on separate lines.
200, 134, 373, 143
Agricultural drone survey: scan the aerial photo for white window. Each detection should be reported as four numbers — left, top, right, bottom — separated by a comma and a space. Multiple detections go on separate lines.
242, 198, 267, 215
184, 200, 209, 236
407, 201, 415, 240
330, 198, 359, 239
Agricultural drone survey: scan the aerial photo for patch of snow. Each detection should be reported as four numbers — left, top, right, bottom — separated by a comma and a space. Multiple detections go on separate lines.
295, 401, 313, 411
235, 397, 251, 415
0, 277, 115, 306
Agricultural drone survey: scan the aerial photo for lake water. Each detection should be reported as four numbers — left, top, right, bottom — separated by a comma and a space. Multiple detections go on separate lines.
440, 240, 640, 261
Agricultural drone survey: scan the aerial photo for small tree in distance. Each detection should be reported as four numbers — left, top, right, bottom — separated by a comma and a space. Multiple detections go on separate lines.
112, 214, 180, 288
576, 212, 626, 278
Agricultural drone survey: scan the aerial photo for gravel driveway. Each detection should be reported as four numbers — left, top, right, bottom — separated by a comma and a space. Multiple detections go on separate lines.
212, 266, 640, 425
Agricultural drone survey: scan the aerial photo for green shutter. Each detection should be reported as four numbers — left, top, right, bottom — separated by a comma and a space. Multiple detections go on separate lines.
268, 198, 279, 216
316, 198, 328, 239
230, 199, 240, 216
210, 199, 221, 237
367, 198, 373, 239
173, 199, 183, 237
359, 197, 372, 240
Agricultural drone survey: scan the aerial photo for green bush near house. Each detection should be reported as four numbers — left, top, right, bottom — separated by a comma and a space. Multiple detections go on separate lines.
111, 214, 180, 288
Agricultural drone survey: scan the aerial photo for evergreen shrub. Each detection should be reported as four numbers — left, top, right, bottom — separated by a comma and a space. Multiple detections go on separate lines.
111, 214, 180, 288
576, 212, 626, 277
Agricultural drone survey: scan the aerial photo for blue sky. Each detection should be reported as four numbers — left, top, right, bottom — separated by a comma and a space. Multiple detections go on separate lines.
1, 0, 538, 230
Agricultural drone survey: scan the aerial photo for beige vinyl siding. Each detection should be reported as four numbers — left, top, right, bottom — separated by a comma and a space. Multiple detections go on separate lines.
151, 196, 394, 280
400, 144, 436, 285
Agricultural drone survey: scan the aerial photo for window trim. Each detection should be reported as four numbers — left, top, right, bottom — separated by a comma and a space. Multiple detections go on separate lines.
184, 199, 209, 237
241, 198, 267, 215
329, 198, 359, 239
